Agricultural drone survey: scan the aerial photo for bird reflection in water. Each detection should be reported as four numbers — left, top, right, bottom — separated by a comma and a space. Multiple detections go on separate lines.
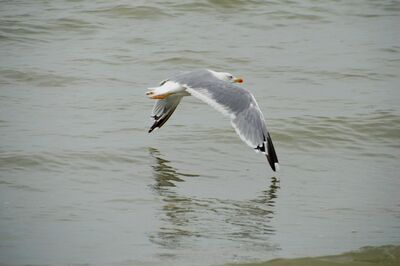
149, 147, 199, 189
148, 147, 200, 251
148, 147, 280, 255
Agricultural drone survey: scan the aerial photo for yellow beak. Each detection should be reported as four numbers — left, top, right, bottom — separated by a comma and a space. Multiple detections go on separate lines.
233, 77, 244, 83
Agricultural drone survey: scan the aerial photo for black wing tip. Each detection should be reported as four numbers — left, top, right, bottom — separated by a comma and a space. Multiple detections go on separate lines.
148, 124, 155, 133
148, 104, 180, 134
267, 155, 276, 171
255, 133, 279, 171
148, 124, 159, 133
266, 133, 279, 172
148, 114, 167, 133
267, 156, 279, 172
149, 116, 160, 133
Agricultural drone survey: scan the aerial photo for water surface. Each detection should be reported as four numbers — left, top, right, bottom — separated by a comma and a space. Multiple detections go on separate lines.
1, 0, 400, 265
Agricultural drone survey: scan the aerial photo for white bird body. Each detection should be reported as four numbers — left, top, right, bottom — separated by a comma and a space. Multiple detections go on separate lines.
147, 81, 187, 99
146, 69, 279, 172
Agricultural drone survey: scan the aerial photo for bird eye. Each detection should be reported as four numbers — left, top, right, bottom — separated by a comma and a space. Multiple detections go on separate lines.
229, 75, 233, 79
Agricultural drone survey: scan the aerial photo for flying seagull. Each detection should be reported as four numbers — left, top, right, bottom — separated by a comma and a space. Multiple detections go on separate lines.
146, 69, 279, 171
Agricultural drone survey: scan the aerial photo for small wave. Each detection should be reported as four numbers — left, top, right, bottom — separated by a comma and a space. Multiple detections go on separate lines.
0, 150, 144, 172
148, 57, 207, 67
0, 180, 44, 193
381, 46, 400, 54
171, 0, 266, 12
0, 153, 65, 172
47, 17, 101, 34
0, 19, 48, 35
269, 66, 394, 81
84, 5, 171, 20
154, 49, 215, 56
126, 37, 154, 45
0, 19, 50, 44
0, 15, 100, 43
208, 0, 264, 8
264, 10, 326, 21
272, 111, 400, 154
0, 69, 80, 87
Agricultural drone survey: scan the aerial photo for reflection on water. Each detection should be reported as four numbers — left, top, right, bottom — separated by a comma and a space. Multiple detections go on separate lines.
149, 147, 199, 189
148, 147, 280, 258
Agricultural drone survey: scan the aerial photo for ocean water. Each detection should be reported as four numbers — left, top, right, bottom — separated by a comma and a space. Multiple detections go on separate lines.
0, 0, 399, 265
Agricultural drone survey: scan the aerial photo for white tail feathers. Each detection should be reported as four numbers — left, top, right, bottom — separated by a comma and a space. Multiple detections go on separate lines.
146, 81, 184, 98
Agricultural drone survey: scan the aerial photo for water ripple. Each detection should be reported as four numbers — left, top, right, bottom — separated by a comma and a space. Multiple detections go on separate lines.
273, 111, 400, 155
0, 69, 80, 87
0, 150, 143, 172
84, 5, 172, 19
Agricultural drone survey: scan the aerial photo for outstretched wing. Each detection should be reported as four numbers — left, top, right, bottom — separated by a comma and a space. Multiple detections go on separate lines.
173, 71, 279, 171
148, 95, 183, 133
230, 95, 279, 171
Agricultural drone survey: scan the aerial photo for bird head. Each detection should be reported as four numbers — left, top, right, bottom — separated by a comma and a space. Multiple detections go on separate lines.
209, 70, 244, 84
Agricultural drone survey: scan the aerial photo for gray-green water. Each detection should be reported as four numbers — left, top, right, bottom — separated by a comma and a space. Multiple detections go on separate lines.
1, 0, 399, 265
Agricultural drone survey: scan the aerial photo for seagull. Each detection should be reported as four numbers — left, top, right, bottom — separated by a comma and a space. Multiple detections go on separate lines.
146, 69, 279, 171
